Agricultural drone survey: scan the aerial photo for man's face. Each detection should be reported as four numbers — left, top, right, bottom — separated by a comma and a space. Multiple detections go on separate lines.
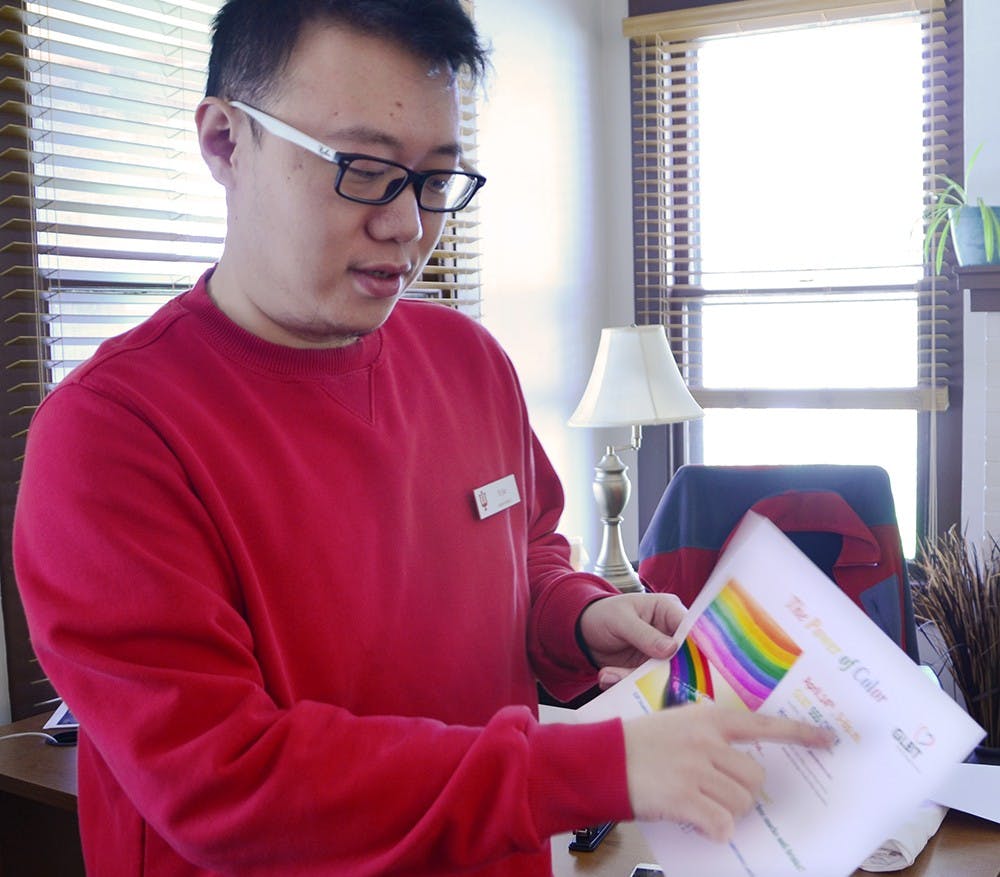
214, 24, 462, 348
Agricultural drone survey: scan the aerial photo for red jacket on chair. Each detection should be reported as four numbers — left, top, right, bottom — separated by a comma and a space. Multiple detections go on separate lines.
638, 465, 919, 660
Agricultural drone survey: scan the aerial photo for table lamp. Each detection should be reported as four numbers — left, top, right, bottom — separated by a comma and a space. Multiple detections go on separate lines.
569, 325, 703, 592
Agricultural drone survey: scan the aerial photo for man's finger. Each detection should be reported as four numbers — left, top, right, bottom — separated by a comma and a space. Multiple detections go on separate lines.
651, 592, 688, 634
615, 611, 677, 660
598, 666, 630, 689
712, 745, 766, 796
718, 709, 836, 749
701, 767, 759, 824
683, 796, 738, 843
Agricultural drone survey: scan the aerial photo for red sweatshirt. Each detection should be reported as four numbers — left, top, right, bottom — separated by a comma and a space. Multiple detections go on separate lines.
13, 272, 631, 876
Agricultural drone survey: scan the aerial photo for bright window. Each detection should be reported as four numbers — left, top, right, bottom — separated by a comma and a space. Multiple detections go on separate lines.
626, 1, 961, 558
695, 20, 923, 555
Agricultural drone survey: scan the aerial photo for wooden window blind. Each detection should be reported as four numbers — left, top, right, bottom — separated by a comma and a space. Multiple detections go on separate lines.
0, 0, 483, 720
626, 0, 964, 542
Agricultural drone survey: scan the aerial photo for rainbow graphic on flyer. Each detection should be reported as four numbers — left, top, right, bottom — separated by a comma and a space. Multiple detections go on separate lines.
663, 638, 714, 706
634, 639, 714, 710
689, 577, 802, 710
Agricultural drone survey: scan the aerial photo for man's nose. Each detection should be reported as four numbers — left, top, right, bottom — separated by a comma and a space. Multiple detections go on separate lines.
367, 183, 424, 243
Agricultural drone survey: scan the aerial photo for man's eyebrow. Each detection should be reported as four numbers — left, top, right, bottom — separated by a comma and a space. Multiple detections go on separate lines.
325, 125, 463, 162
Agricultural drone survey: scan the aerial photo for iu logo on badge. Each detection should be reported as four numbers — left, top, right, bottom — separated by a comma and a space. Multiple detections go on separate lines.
472, 474, 521, 520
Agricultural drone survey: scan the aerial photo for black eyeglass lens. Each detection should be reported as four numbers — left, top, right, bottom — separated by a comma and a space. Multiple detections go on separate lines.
421, 173, 468, 210
339, 158, 476, 210
339, 159, 404, 203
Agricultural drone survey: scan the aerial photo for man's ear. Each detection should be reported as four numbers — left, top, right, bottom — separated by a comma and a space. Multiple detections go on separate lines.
196, 98, 240, 187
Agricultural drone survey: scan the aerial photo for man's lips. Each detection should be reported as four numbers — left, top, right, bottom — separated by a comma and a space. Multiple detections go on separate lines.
352, 264, 411, 299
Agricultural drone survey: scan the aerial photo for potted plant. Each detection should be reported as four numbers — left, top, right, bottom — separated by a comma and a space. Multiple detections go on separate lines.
911, 526, 1000, 761
923, 145, 1000, 274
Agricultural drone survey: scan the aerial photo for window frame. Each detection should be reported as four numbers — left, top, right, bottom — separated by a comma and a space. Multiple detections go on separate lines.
625, 0, 965, 550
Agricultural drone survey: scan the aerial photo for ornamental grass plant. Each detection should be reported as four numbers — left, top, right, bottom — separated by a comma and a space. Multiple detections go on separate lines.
911, 527, 1000, 750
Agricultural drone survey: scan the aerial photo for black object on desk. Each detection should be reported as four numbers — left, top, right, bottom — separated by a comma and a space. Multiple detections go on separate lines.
568, 820, 614, 851
45, 728, 78, 747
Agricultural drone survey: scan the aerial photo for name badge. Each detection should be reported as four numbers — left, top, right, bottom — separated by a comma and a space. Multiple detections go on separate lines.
473, 474, 521, 520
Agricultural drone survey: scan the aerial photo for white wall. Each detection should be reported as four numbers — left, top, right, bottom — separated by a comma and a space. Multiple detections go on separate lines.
961, 0, 1000, 550
476, 0, 635, 561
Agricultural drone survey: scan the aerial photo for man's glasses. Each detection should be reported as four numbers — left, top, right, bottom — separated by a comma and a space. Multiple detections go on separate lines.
230, 101, 486, 213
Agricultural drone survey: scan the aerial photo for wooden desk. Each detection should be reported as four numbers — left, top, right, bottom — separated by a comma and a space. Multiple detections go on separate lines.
553, 812, 1000, 876
0, 713, 84, 875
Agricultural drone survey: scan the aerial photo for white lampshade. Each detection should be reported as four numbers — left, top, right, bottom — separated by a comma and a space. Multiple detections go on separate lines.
568, 325, 703, 428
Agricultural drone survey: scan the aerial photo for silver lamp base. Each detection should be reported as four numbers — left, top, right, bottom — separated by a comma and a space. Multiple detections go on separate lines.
590, 447, 644, 593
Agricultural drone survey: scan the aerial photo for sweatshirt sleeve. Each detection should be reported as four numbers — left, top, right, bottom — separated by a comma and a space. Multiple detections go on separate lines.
13, 382, 632, 875
520, 429, 624, 702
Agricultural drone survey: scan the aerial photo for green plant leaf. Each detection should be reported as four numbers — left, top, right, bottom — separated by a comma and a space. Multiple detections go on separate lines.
980, 200, 1000, 263
922, 144, 987, 273
923, 211, 951, 275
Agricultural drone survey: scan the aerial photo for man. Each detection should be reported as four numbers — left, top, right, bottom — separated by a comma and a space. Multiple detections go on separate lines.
13, 2, 831, 875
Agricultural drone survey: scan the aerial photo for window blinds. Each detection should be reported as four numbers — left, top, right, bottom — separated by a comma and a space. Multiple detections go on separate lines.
5, 0, 482, 387
624, 0, 941, 39
0, 0, 483, 720
4, 0, 224, 392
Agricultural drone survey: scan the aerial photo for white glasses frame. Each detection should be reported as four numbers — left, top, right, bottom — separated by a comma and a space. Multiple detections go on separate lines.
229, 100, 486, 212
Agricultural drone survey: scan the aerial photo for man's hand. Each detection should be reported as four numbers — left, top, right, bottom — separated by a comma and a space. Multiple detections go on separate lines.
578, 592, 687, 685
623, 704, 835, 842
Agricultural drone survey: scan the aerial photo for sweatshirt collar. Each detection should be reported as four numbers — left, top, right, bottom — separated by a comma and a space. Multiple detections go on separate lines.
180, 269, 383, 379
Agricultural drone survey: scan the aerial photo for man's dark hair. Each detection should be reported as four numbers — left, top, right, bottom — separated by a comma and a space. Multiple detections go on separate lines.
205, 0, 489, 104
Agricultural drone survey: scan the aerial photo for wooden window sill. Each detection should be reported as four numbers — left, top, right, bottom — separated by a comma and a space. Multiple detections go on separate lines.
958, 265, 1000, 311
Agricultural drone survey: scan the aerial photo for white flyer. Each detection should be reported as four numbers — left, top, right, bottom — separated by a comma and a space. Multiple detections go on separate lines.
577, 512, 985, 877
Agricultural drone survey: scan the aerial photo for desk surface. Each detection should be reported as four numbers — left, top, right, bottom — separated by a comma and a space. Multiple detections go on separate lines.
1, 715, 995, 875
553, 812, 1000, 877
0, 714, 77, 811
